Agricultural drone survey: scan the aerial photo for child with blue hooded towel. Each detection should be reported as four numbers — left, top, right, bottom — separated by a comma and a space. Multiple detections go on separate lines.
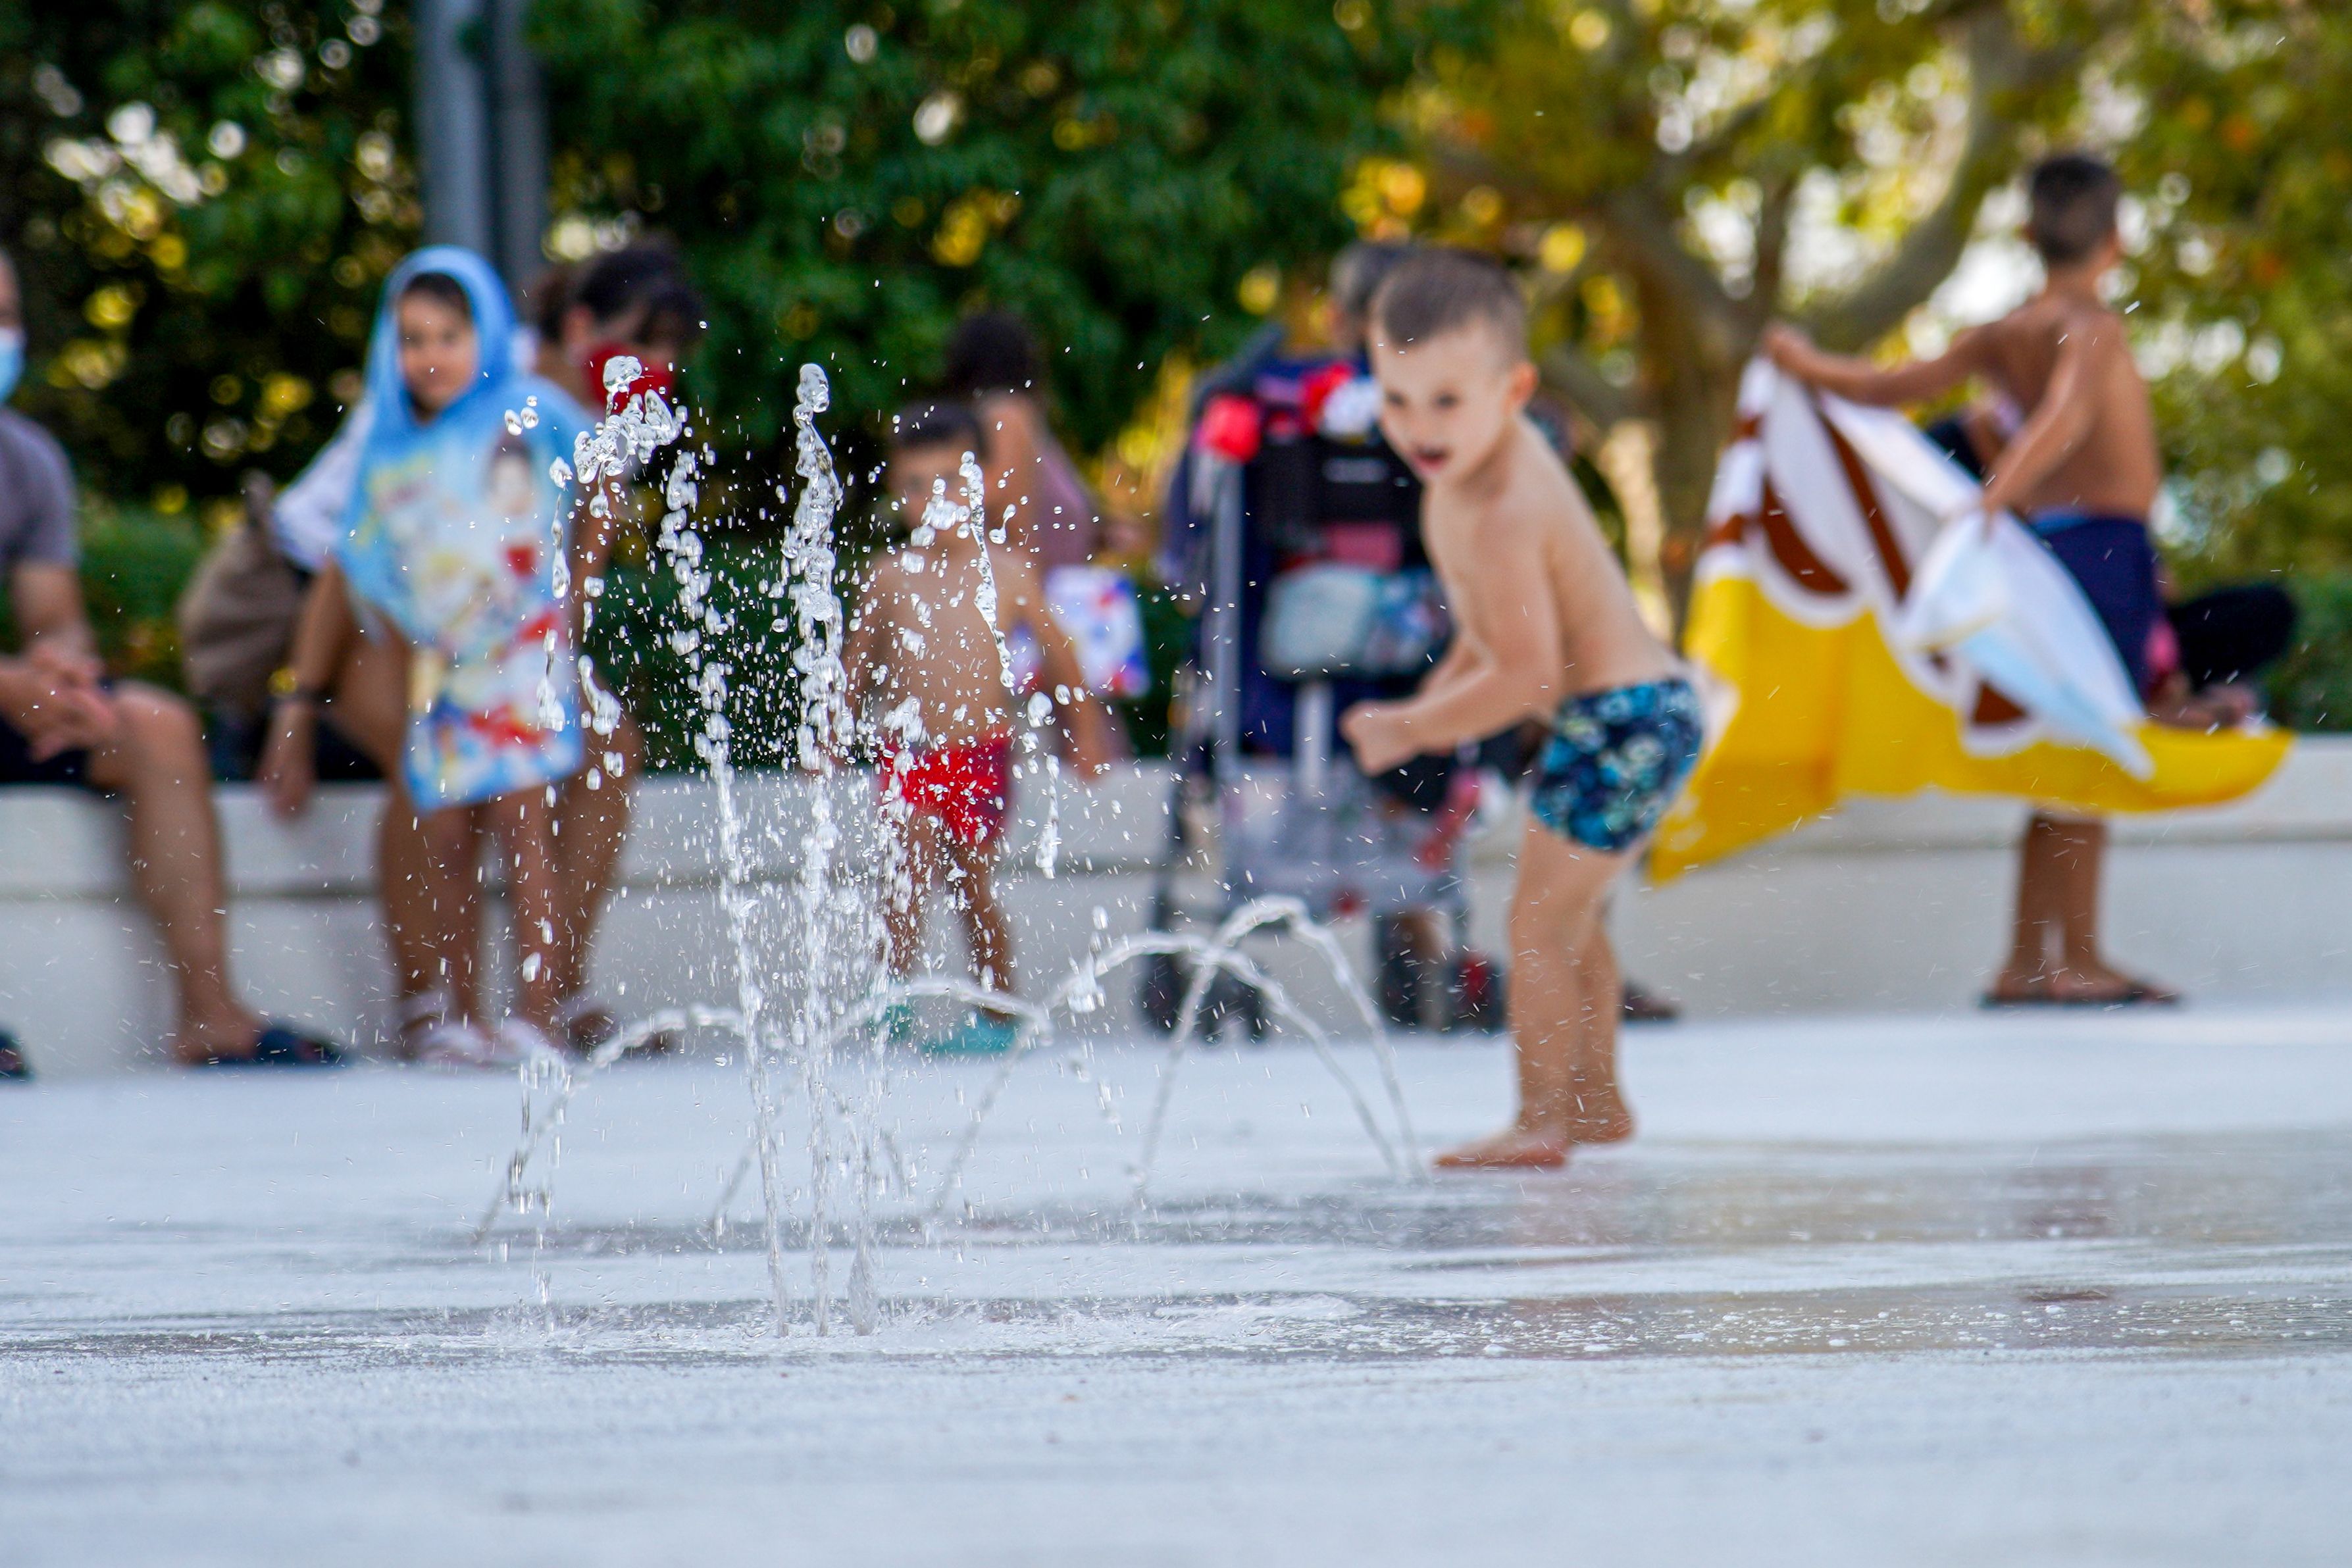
333, 246, 594, 1065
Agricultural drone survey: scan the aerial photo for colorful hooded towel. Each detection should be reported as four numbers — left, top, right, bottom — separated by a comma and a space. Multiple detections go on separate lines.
1650, 361, 2289, 880
336, 246, 591, 809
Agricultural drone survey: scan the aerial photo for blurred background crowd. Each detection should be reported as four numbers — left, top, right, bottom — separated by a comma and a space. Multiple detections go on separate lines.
4, 0, 2347, 774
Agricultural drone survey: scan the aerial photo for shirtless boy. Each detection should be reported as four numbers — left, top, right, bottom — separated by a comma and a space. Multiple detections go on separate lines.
1340, 251, 1701, 1169
844, 403, 1110, 1054
1766, 153, 2178, 1007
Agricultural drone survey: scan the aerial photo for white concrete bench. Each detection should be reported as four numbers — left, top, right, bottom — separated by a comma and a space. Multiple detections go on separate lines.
0, 766, 1183, 1078
5, 742, 2348, 1076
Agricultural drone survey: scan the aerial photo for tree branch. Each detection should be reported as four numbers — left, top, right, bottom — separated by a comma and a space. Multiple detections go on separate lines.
1597, 186, 1740, 347
1799, 5, 2083, 350
1539, 342, 1636, 429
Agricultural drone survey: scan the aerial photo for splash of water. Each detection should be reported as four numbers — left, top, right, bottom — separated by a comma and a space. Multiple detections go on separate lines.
480, 370, 1424, 1340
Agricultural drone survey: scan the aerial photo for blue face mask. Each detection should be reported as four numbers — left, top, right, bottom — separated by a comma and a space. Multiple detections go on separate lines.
0, 329, 22, 403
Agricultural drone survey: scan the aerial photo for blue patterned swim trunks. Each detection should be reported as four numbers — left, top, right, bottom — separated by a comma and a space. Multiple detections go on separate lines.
1529, 678, 1704, 853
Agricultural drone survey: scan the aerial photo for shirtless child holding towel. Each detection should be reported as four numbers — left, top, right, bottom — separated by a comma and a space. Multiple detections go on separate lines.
1340, 250, 1701, 1169
1766, 153, 2180, 1008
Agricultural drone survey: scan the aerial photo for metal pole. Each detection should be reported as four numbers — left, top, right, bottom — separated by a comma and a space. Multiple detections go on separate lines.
413, 0, 494, 256
486, 0, 549, 286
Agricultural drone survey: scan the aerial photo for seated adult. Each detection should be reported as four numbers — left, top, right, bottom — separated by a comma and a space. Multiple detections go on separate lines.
257, 243, 703, 1055
0, 246, 338, 1069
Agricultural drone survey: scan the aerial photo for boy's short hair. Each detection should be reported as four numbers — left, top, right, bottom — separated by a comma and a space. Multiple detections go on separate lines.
1329, 240, 1417, 324
2026, 154, 2123, 266
575, 241, 706, 349
892, 399, 985, 458
943, 311, 1040, 397
1369, 247, 1527, 359
398, 270, 473, 323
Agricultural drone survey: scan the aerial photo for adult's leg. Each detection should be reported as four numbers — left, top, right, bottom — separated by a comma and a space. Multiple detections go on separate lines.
551, 709, 644, 1004
82, 685, 263, 1063
1436, 819, 1632, 1168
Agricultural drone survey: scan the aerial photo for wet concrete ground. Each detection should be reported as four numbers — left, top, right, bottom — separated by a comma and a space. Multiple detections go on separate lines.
5, 1003, 2350, 1565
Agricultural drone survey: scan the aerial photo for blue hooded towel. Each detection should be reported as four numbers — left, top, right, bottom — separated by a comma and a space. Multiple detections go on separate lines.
336, 246, 592, 809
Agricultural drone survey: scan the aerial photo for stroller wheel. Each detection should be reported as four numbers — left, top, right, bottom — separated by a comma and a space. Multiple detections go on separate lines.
1138, 951, 1186, 1035
1446, 952, 1508, 1035
1375, 914, 1424, 1031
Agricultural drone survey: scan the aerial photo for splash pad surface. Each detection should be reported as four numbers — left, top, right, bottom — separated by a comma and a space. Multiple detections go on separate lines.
9, 1005, 2352, 1565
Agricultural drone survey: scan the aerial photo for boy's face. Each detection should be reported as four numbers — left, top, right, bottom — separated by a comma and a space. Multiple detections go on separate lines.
396, 293, 480, 418
1371, 320, 1537, 484
888, 440, 975, 528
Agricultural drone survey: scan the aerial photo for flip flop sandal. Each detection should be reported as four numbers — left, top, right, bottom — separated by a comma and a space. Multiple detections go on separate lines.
2088, 982, 2182, 1009
413, 1020, 503, 1071
1981, 984, 2181, 1011
199, 1023, 346, 1069
0, 1029, 30, 1082
556, 994, 676, 1058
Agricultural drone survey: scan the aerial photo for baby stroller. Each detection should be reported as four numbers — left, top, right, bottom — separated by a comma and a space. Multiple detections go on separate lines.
1140, 356, 1506, 1040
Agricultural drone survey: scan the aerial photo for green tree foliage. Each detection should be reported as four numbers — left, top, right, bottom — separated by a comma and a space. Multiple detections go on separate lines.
1, 1, 415, 524
530, 0, 1424, 461
1389, 0, 2102, 612
2108, 2, 2352, 580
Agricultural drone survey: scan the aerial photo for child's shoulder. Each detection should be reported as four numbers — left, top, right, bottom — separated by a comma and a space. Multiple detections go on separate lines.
513, 375, 594, 442
1487, 426, 1593, 537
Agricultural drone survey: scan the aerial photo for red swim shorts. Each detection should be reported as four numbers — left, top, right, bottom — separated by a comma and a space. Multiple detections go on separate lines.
879, 732, 1014, 847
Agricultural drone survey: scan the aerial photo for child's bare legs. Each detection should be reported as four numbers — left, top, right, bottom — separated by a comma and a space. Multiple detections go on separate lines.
414, 804, 488, 1024
480, 788, 565, 1032
881, 812, 943, 982
1437, 821, 1634, 1169
946, 835, 1012, 998
1989, 813, 2177, 1003
550, 710, 644, 1005
381, 786, 480, 1023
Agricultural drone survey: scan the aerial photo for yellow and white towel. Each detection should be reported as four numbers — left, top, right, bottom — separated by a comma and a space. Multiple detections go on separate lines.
1651, 361, 2289, 881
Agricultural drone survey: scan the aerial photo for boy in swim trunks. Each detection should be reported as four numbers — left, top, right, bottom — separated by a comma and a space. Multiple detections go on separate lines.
1339, 251, 1699, 1169
844, 403, 1110, 1053
1765, 153, 2180, 1008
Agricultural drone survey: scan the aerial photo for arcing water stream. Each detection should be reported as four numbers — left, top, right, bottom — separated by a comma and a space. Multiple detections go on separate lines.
480, 363, 1421, 1336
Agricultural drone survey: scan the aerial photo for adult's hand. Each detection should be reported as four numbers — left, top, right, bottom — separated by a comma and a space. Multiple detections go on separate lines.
0, 649, 119, 760
257, 701, 320, 819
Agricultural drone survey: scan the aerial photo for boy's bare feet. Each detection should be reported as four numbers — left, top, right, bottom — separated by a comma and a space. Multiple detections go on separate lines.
170, 1002, 268, 1066
1983, 962, 2180, 1007
1565, 1074, 1636, 1144
1433, 1125, 1572, 1170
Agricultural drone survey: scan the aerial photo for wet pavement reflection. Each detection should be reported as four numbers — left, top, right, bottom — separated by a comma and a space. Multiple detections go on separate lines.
11, 1126, 2348, 1369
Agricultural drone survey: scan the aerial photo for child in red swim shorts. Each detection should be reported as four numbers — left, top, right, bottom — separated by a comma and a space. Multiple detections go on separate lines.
845, 402, 1110, 1053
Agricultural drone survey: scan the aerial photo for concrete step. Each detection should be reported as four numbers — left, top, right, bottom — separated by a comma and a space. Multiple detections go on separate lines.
6, 742, 2348, 1076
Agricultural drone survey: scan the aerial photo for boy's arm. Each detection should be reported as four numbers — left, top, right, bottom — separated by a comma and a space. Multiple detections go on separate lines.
563, 474, 630, 646
840, 565, 892, 707
1409, 637, 1481, 709
1342, 522, 1562, 772
1763, 322, 1986, 408
1975, 328, 2101, 522
1004, 555, 1113, 776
